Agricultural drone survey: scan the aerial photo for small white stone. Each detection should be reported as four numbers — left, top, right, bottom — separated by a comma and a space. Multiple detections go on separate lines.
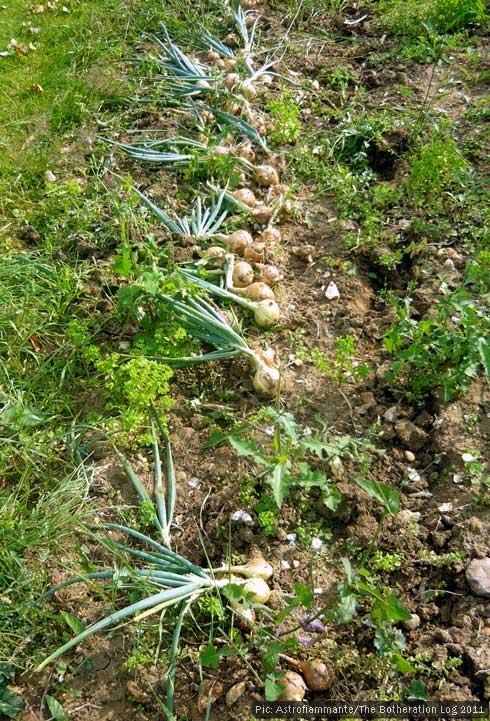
398, 509, 421, 525
325, 282, 340, 300
311, 537, 323, 551
231, 510, 253, 525
466, 557, 490, 598
281, 560, 291, 570
404, 450, 415, 462
438, 502, 453, 513
286, 533, 297, 544
188, 477, 200, 489
453, 473, 463, 484
292, 559, 300, 568
314, 587, 323, 594
407, 467, 421, 482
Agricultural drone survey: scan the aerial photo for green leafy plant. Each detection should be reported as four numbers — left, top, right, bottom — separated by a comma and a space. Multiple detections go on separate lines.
266, 94, 301, 144
216, 407, 392, 508
384, 287, 490, 401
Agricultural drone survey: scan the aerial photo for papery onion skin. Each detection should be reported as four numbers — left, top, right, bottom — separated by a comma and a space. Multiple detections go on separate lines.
232, 188, 257, 208
258, 264, 283, 287
256, 227, 281, 245
252, 364, 280, 396
277, 671, 307, 702
242, 282, 275, 301
253, 299, 280, 327
232, 261, 254, 288
255, 165, 279, 187
251, 204, 273, 224
226, 230, 253, 255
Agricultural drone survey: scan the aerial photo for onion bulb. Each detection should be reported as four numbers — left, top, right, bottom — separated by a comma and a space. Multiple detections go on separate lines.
225, 230, 253, 255
227, 557, 273, 580
196, 79, 211, 89
251, 346, 280, 396
207, 51, 225, 69
232, 188, 256, 207
223, 57, 236, 72
232, 261, 254, 288
256, 227, 281, 245
224, 33, 239, 48
243, 243, 266, 262
251, 204, 273, 224
238, 144, 256, 163
202, 246, 227, 266
277, 671, 307, 702
252, 299, 280, 327
258, 264, 283, 286
271, 183, 290, 198
222, 576, 271, 604
232, 281, 275, 302
225, 73, 239, 91
239, 79, 257, 100
301, 660, 335, 691
255, 165, 280, 187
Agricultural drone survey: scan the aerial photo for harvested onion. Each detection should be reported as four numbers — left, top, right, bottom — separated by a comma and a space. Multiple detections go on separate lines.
245, 244, 269, 263
196, 79, 211, 89
252, 347, 280, 396
239, 79, 257, 100
225, 72, 239, 91
232, 282, 275, 302
252, 299, 280, 327
225, 230, 253, 255
222, 576, 271, 604
277, 671, 307, 702
228, 557, 273, 580
251, 204, 273, 224
258, 264, 283, 286
232, 261, 254, 288
301, 659, 335, 691
255, 165, 280, 187
232, 188, 256, 207
238, 144, 256, 163
256, 227, 281, 245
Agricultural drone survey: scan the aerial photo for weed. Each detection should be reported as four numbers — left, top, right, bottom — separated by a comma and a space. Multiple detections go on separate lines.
384, 286, 490, 401
406, 138, 472, 211
265, 93, 302, 145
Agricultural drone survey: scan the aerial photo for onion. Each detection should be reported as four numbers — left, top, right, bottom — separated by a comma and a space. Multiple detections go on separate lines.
196, 79, 211, 89
255, 165, 280, 187
252, 299, 280, 327
238, 144, 256, 163
232, 261, 254, 288
228, 557, 273, 580
232, 188, 256, 207
223, 57, 236, 72
225, 230, 253, 254
258, 264, 283, 286
202, 246, 227, 266
277, 671, 307, 702
225, 73, 239, 91
233, 282, 275, 302
243, 243, 266, 262
239, 79, 257, 100
251, 204, 273, 224
207, 51, 225, 69
251, 347, 280, 396
224, 33, 239, 48
271, 183, 290, 198
222, 576, 271, 604
256, 227, 281, 245
301, 660, 335, 691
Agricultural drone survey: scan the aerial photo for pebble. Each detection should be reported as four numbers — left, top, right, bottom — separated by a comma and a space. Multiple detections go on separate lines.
403, 613, 421, 631
226, 681, 246, 707
398, 509, 421, 525
466, 557, 490, 598
281, 560, 291, 570
325, 281, 340, 300
404, 450, 416, 462
231, 510, 253, 525
438, 502, 453, 513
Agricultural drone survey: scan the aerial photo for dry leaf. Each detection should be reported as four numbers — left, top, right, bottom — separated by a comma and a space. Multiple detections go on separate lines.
30, 83, 44, 92
30, 4, 45, 12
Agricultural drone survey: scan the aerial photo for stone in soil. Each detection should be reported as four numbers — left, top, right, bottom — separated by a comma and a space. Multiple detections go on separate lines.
465, 557, 490, 598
